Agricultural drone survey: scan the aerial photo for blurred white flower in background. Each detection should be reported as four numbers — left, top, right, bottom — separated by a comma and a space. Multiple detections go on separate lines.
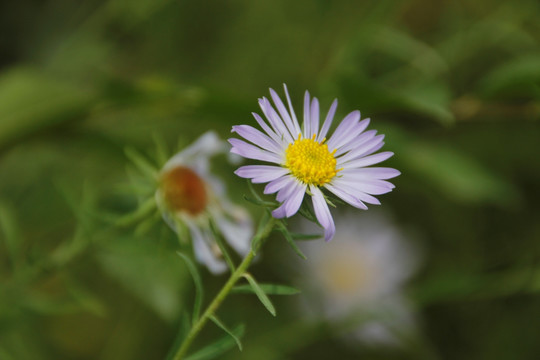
297, 210, 420, 346
156, 131, 253, 274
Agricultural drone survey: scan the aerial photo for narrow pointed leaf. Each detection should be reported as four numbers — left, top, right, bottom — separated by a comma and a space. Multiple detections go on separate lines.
177, 252, 204, 324
184, 325, 245, 360
209, 315, 243, 351
242, 273, 276, 316
232, 283, 301, 295
125, 147, 159, 180
277, 223, 307, 260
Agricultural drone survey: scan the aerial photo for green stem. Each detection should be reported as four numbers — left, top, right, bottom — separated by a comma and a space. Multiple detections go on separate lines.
171, 217, 276, 360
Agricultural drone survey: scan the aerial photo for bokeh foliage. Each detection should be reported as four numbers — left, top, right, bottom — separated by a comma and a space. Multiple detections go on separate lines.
0, 0, 539, 359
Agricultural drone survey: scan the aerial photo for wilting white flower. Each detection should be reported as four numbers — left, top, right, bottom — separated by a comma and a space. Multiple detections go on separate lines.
156, 131, 253, 274
229, 84, 400, 241
298, 211, 419, 345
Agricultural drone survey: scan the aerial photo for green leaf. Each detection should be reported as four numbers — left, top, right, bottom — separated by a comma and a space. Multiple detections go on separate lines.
115, 196, 157, 227
164, 312, 191, 360
242, 273, 276, 316
177, 252, 204, 324
242, 194, 278, 207
124, 147, 159, 180
209, 315, 243, 351
0, 67, 95, 148
0, 202, 22, 270
277, 222, 307, 260
232, 283, 301, 296
250, 211, 270, 252
184, 325, 245, 360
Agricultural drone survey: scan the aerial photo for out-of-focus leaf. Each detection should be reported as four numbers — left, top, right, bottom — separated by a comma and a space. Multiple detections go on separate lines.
276, 222, 307, 260
242, 273, 276, 317
97, 238, 187, 322
232, 283, 301, 296
184, 325, 245, 360
289, 233, 321, 241
479, 54, 540, 98
0, 67, 95, 148
390, 127, 521, 206
0, 203, 22, 270
124, 147, 159, 180
210, 315, 243, 351
177, 251, 204, 324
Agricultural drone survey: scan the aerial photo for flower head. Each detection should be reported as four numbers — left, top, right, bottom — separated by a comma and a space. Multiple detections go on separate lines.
229, 85, 400, 241
298, 211, 419, 345
156, 131, 253, 274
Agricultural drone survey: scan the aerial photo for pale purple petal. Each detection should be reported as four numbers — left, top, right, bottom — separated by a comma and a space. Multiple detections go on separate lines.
228, 138, 283, 164
329, 179, 382, 205
317, 99, 337, 142
310, 185, 336, 241
303, 91, 311, 139
260, 97, 294, 143
335, 129, 377, 156
232, 125, 283, 154
283, 84, 302, 135
340, 151, 394, 169
235, 165, 289, 183
252, 112, 285, 146
273, 182, 306, 218
309, 97, 319, 138
324, 183, 368, 210
336, 135, 385, 165
334, 177, 395, 195
264, 175, 295, 194
327, 114, 368, 151
270, 87, 301, 138
339, 167, 401, 180
276, 180, 298, 202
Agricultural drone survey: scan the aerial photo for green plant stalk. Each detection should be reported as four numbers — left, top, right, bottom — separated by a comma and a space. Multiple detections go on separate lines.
172, 217, 276, 360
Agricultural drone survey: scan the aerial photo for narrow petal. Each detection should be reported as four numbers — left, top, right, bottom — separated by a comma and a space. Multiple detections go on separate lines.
163, 131, 224, 171
333, 177, 395, 195
340, 167, 401, 180
336, 135, 385, 165
270, 87, 300, 138
317, 99, 337, 142
310, 185, 336, 241
335, 129, 377, 156
213, 207, 252, 256
232, 125, 283, 154
272, 182, 306, 218
326, 111, 361, 150
259, 97, 294, 143
324, 183, 368, 210
228, 138, 283, 164
189, 223, 227, 274
276, 180, 298, 202
303, 91, 311, 138
329, 179, 382, 205
264, 175, 295, 194
252, 112, 285, 146
327, 115, 368, 151
310, 97, 320, 138
340, 151, 394, 169
283, 84, 302, 135
234, 165, 289, 183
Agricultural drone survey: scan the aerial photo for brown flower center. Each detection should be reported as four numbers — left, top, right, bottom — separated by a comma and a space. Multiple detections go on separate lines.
160, 166, 207, 216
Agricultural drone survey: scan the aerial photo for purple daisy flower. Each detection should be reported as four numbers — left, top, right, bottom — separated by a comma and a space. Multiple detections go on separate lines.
229, 85, 400, 241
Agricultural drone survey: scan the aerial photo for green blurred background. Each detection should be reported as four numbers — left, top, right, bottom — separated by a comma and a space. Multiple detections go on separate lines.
1, 0, 539, 359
